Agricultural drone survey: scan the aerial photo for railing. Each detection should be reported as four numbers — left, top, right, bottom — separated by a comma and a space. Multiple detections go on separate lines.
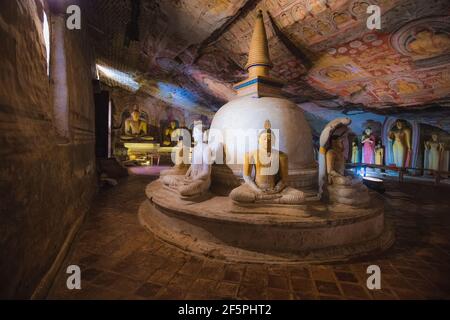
346, 163, 450, 185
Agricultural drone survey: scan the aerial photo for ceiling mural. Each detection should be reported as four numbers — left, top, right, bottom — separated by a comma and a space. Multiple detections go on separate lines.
85, 0, 450, 129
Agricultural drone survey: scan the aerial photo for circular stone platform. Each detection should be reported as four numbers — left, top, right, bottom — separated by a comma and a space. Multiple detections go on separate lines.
139, 180, 394, 264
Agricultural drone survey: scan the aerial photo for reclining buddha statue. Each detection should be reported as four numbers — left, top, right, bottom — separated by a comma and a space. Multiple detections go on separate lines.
230, 120, 305, 205
160, 123, 211, 199
319, 118, 370, 207
120, 109, 154, 141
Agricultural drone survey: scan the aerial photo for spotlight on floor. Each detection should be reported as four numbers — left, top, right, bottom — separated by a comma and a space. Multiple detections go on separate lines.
363, 176, 385, 194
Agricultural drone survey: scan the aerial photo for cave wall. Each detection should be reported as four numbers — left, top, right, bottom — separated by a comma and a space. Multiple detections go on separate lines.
0, 1, 97, 298
109, 87, 213, 140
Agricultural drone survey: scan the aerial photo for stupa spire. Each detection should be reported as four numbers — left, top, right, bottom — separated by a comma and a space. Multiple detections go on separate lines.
233, 10, 284, 98
245, 10, 272, 78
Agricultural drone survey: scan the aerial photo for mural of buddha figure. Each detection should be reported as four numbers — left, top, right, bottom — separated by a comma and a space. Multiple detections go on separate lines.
326, 68, 349, 81
389, 120, 412, 168
361, 127, 375, 164
408, 30, 450, 58
396, 79, 420, 95
230, 121, 305, 205
121, 109, 154, 141
424, 134, 445, 171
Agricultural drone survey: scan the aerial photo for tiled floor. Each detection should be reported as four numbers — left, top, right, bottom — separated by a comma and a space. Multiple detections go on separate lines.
47, 175, 450, 300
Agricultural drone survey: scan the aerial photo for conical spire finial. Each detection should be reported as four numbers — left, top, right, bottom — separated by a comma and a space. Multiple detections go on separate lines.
245, 10, 272, 77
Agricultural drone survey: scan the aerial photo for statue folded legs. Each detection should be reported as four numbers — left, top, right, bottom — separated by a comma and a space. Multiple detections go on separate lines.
230, 120, 304, 206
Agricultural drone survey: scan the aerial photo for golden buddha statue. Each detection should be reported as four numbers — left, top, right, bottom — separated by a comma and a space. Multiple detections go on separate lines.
230, 121, 305, 205
325, 133, 370, 206
408, 30, 450, 58
375, 141, 384, 166
121, 109, 154, 141
389, 120, 411, 168
162, 121, 179, 147
161, 124, 211, 199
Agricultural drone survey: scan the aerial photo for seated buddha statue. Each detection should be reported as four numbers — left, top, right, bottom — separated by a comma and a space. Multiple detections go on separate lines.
121, 109, 154, 141
162, 121, 178, 147
160, 137, 189, 177
325, 133, 370, 207
230, 121, 305, 205
160, 124, 211, 199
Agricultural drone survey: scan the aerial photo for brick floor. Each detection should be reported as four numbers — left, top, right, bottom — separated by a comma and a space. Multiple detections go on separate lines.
47, 175, 450, 300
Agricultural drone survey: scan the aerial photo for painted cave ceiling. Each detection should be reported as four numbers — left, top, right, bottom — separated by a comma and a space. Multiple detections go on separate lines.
84, 0, 450, 130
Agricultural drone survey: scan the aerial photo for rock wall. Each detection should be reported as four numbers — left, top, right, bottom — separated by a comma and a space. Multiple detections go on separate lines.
0, 1, 97, 298
109, 86, 213, 139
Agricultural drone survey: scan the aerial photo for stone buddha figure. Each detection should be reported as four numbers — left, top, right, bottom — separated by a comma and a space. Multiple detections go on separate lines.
424, 134, 445, 171
325, 132, 370, 207
389, 120, 411, 168
121, 109, 154, 141
160, 137, 189, 177
160, 123, 211, 199
230, 120, 305, 205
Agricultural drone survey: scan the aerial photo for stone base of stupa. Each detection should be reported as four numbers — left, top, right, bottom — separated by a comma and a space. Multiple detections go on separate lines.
138, 180, 394, 264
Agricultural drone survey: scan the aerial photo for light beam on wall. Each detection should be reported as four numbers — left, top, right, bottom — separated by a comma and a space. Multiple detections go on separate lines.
157, 82, 200, 110
43, 11, 50, 76
96, 64, 140, 92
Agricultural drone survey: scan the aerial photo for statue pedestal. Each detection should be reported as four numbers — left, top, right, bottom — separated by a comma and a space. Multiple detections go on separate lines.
139, 180, 394, 264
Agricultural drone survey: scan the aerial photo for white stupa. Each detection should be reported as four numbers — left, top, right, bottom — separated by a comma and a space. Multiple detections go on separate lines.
209, 10, 317, 190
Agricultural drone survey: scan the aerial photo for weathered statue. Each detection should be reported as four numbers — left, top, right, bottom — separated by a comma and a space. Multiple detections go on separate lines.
121, 109, 154, 141
375, 141, 384, 166
160, 138, 189, 177
424, 134, 445, 171
162, 121, 178, 146
160, 124, 211, 199
319, 118, 370, 206
230, 121, 305, 205
389, 120, 412, 168
351, 140, 360, 164
361, 127, 375, 164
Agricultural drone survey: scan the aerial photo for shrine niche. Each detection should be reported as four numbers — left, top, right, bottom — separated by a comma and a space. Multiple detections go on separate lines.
382, 118, 420, 168
390, 16, 450, 68
419, 125, 450, 175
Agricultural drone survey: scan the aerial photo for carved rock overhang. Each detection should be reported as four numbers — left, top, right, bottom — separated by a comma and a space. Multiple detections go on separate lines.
83, 0, 450, 131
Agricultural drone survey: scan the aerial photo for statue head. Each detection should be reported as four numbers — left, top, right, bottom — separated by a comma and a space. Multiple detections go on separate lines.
431, 133, 438, 142
170, 121, 177, 129
330, 135, 345, 152
364, 127, 372, 135
131, 109, 140, 122
395, 120, 404, 129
